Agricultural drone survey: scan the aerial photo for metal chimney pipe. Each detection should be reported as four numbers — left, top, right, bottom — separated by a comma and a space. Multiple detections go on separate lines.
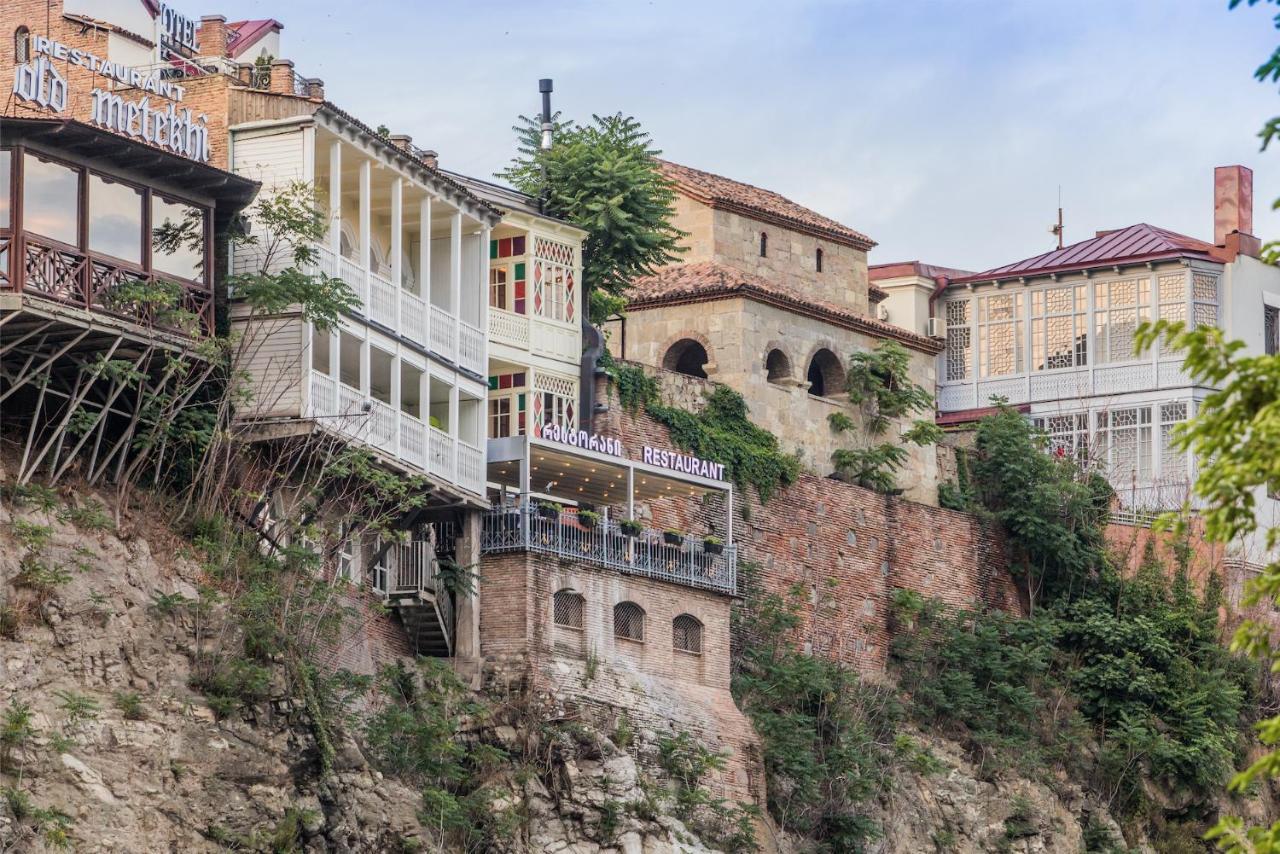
539, 78, 554, 151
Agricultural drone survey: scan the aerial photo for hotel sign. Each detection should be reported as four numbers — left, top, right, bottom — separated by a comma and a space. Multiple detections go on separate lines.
13, 37, 211, 164
158, 4, 198, 56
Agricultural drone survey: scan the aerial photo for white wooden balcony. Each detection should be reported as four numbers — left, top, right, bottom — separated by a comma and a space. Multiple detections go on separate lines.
488, 306, 580, 366
938, 360, 1193, 412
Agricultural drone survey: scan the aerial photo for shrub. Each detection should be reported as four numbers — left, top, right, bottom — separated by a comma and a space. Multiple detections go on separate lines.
115, 692, 147, 721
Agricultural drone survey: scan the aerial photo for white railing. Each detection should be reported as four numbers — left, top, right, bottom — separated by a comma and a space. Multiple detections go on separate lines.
429, 426, 456, 482
489, 307, 530, 350
401, 413, 427, 470
459, 321, 484, 375
309, 371, 337, 418
402, 291, 428, 347
531, 316, 581, 364
457, 441, 484, 495
431, 308, 457, 364
308, 242, 339, 279
338, 255, 367, 312
367, 398, 397, 454
368, 271, 398, 328
940, 359, 1191, 412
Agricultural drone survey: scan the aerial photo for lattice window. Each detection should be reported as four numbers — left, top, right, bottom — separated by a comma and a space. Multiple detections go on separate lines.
1032, 285, 1086, 370
672, 614, 703, 654
1192, 272, 1219, 330
978, 293, 1023, 377
532, 371, 578, 436
1033, 412, 1090, 464
1096, 406, 1153, 483
554, 589, 585, 630
1157, 273, 1187, 356
1094, 278, 1150, 364
1159, 401, 1189, 482
613, 602, 645, 642
533, 237, 575, 323
1267, 305, 1280, 357
944, 299, 972, 381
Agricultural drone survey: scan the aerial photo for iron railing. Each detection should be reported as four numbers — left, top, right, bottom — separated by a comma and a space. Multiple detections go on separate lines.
480, 505, 737, 595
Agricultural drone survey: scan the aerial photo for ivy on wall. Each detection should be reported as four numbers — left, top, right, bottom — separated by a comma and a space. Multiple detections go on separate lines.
605, 358, 799, 502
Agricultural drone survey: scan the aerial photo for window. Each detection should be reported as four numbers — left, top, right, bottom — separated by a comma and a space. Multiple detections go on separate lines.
1267, 304, 1279, 357
673, 614, 703, 654
1096, 406, 1152, 484
336, 522, 355, 582
488, 396, 512, 439
0, 149, 10, 229
1159, 401, 1189, 482
371, 538, 391, 593
489, 266, 508, 311
613, 602, 645, 641
1032, 413, 1089, 464
532, 237, 574, 323
759, 232, 768, 257
807, 348, 845, 397
1192, 272, 1219, 330
1031, 286, 1086, 370
23, 152, 79, 246
765, 349, 792, 384
978, 293, 1024, 377
1094, 278, 1149, 363
151, 195, 206, 282
944, 299, 971, 381
663, 339, 709, 379
1157, 273, 1187, 356
15, 27, 29, 63
553, 589, 584, 630
815, 247, 823, 273
88, 174, 143, 264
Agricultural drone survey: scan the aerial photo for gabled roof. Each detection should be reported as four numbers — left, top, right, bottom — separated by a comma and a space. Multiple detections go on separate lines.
658, 160, 876, 251
226, 19, 283, 59
952, 223, 1219, 285
627, 262, 940, 353
869, 260, 974, 283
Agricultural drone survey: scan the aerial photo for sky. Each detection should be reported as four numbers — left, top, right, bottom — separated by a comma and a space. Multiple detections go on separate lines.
207, 0, 1280, 273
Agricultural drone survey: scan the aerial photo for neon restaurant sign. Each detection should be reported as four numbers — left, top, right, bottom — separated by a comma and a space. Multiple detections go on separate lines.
539, 423, 727, 481
11, 37, 211, 163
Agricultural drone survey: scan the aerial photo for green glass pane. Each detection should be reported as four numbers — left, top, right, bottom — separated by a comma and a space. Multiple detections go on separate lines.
518, 393, 526, 411
488, 376, 498, 390
489, 240, 498, 259
514, 262, 525, 279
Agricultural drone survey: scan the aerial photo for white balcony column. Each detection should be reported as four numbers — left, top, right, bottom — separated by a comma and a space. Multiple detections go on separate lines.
327, 327, 339, 381
450, 211, 462, 316
479, 225, 491, 335
359, 337, 370, 398
418, 196, 431, 302
328, 141, 342, 258
391, 177, 403, 330
449, 382, 460, 441
390, 354, 402, 457
358, 158, 372, 304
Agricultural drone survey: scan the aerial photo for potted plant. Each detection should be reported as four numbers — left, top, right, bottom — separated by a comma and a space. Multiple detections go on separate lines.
537, 501, 562, 520
703, 535, 724, 555
619, 519, 643, 538
663, 529, 685, 547
577, 509, 601, 529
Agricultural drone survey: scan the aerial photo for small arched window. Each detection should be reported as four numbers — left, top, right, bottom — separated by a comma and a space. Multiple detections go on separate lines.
807, 348, 846, 398
15, 26, 30, 63
765, 349, 792, 385
553, 589, 584, 630
759, 232, 768, 258
662, 338, 709, 379
815, 247, 824, 273
673, 614, 703, 654
614, 601, 645, 641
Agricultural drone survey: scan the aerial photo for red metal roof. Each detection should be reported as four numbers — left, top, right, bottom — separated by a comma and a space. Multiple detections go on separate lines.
952, 223, 1219, 285
226, 19, 283, 59
869, 260, 974, 282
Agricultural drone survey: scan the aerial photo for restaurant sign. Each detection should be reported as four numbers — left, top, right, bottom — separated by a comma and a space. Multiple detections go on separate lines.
541, 423, 624, 456
539, 422, 726, 482
642, 447, 726, 481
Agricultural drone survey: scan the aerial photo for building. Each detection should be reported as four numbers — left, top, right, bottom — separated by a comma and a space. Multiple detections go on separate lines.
930, 166, 1280, 559
606, 160, 944, 503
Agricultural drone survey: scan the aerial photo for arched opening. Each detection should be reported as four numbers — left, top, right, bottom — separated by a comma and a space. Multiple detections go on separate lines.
807, 348, 845, 397
662, 338, 709, 379
553, 589, 584, 630
613, 601, 645, 641
14, 27, 29, 63
765, 349, 792, 385
759, 232, 768, 258
815, 247, 824, 273
672, 614, 703, 654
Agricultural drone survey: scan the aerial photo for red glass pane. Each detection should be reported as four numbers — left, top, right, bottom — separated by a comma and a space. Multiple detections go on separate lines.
499, 237, 512, 258
498, 374, 513, 389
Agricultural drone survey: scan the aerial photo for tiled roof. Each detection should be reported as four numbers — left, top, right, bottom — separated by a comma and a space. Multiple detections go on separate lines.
936, 403, 1029, 427
953, 223, 1219, 285
658, 161, 875, 251
627, 262, 940, 353
869, 260, 974, 282
226, 19, 283, 59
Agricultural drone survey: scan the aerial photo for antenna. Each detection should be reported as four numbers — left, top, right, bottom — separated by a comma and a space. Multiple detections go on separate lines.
1049, 185, 1064, 249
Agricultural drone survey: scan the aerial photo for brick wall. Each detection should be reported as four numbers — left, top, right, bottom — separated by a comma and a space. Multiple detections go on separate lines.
314, 586, 415, 678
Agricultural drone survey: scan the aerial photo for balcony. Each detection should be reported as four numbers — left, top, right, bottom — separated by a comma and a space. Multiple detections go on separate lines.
488, 306, 581, 366
480, 504, 738, 595
300, 242, 485, 376
938, 360, 1193, 412
307, 369, 485, 495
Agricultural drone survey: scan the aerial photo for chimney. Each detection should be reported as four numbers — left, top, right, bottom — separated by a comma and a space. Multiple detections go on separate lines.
196, 15, 228, 57
416, 149, 439, 169
1214, 165, 1254, 246
388, 134, 413, 152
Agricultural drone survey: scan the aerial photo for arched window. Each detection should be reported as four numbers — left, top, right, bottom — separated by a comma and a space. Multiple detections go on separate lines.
807, 348, 845, 398
14, 27, 29, 63
662, 338, 709, 379
553, 589, 584, 630
614, 601, 645, 641
759, 232, 768, 258
765, 349, 792, 385
815, 247, 824, 273
673, 614, 703, 654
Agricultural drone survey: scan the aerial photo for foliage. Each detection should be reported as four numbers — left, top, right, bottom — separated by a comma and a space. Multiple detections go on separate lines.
498, 113, 686, 322
114, 691, 147, 721
0, 700, 36, 772
831, 444, 910, 494
608, 361, 799, 501
654, 731, 758, 853
733, 583, 901, 850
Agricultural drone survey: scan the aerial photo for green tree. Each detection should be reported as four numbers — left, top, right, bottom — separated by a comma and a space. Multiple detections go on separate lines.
497, 113, 685, 322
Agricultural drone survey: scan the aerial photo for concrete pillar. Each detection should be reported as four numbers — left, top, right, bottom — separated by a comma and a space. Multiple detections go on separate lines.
328, 141, 342, 259
268, 59, 296, 95
391, 177, 403, 289
419, 196, 431, 301
453, 509, 483, 665
358, 158, 372, 308
450, 211, 462, 315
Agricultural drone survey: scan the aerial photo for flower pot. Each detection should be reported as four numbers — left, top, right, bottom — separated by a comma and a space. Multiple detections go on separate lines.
620, 524, 642, 539
703, 541, 724, 556
537, 505, 559, 520
663, 532, 684, 547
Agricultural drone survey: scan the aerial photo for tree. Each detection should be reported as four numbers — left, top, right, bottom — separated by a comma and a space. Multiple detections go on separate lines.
497, 112, 685, 322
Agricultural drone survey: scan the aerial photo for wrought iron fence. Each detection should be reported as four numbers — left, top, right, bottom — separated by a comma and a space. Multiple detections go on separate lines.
480, 505, 737, 595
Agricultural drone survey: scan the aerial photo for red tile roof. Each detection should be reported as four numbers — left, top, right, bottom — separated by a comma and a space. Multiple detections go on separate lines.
226, 19, 283, 59
952, 223, 1219, 285
936, 403, 1029, 427
869, 260, 974, 282
658, 161, 875, 251
627, 262, 941, 353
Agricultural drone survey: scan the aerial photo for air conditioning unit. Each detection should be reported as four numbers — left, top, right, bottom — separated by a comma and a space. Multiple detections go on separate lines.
877, 303, 890, 321
926, 317, 940, 337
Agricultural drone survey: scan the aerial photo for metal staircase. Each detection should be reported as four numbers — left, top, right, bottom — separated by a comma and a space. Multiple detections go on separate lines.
379, 534, 455, 657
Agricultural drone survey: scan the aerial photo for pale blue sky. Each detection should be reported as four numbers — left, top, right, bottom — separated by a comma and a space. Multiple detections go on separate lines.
212, 0, 1280, 271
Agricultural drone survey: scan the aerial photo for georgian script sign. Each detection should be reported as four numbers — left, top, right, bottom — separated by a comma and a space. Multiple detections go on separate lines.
21, 36, 211, 163
642, 447, 726, 481
541, 423, 624, 456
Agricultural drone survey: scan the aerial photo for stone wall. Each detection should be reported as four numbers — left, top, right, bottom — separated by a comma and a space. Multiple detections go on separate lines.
608, 308, 941, 503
